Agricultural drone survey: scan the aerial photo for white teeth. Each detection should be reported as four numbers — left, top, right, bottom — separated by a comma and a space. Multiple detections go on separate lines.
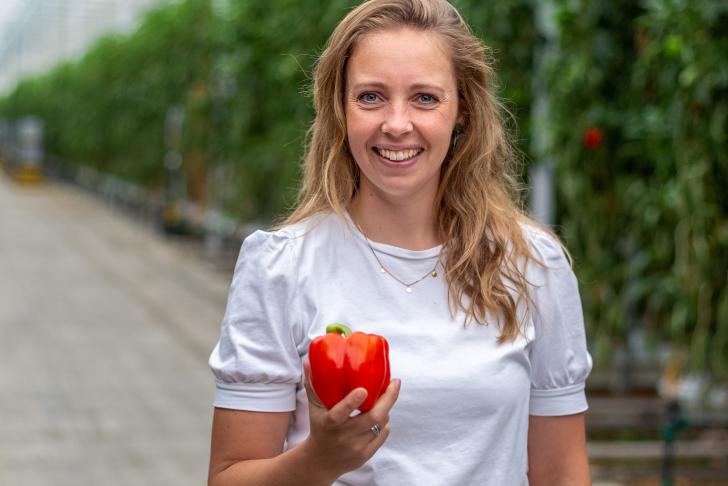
376, 148, 420, 161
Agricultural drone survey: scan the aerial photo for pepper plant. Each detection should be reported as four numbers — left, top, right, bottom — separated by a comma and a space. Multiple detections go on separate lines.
546, 0, 728, 376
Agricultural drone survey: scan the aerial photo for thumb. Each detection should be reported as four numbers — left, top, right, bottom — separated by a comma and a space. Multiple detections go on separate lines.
328, 387, 368, 425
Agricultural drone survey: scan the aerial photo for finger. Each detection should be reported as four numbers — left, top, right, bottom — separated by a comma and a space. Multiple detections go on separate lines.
368, 379, 401, 417
302, 359, 325, 409
327, 387, 368, 426
362, 424, 391, 456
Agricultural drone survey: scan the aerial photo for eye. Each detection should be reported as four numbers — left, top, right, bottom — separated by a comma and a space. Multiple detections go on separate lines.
358, 92, 380, 104
417, 93, 439, 105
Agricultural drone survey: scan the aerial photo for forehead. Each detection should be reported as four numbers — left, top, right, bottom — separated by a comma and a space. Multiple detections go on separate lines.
346, 27, 456, 90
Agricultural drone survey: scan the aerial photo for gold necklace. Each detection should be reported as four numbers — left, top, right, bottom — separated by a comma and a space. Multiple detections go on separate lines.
355, 222, 441, 293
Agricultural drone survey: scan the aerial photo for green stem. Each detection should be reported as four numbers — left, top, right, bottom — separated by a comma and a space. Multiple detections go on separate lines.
326, 323, 352, 337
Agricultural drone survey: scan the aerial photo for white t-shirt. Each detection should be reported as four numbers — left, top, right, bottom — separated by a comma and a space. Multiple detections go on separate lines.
209, 211, 592, 485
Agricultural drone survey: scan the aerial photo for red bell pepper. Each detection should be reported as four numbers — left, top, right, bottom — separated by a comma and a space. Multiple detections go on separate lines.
308, 323, 390, 412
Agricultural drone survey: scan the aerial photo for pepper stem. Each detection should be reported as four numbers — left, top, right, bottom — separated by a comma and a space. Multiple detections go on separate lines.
326, 323, 352, 337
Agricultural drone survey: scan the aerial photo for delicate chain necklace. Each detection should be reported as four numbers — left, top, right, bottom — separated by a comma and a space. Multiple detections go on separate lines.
354, 221, 441, 293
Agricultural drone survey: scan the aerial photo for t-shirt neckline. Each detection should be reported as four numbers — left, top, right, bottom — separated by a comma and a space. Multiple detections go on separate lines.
342, 210, 443, 260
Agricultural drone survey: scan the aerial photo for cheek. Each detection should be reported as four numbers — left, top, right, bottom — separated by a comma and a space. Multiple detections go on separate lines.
420, 118, 455, 149
418, 106, 457, 135
346, 113, 376, 147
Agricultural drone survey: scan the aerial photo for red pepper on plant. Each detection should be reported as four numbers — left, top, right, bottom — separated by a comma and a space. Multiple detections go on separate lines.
308, 323, 390, 412
583, 127, 604, 149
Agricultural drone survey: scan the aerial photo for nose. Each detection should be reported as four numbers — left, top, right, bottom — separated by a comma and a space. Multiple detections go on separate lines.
381, 103, 413, 137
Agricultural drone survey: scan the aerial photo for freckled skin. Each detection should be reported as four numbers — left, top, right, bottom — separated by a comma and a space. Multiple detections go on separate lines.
345, 28, 464, 207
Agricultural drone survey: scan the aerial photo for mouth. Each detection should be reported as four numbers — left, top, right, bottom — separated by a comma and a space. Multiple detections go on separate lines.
373, 147, 424, 163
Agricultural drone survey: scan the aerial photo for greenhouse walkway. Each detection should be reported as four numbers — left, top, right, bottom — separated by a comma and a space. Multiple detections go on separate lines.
0, 174, 232, 486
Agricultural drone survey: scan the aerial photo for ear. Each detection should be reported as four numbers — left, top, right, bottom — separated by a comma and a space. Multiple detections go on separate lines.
456, 100, 467, 126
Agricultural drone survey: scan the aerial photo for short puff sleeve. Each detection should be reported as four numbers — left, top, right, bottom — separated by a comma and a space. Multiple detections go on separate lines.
208, 230, 303, 412
526, 228, 593, 416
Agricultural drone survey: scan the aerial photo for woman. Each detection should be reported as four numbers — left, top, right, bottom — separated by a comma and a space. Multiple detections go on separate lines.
208, 0, 593, 485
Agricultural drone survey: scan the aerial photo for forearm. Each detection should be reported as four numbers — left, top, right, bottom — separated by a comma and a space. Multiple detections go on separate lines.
527, 458, 591, 486
209, 438, 340, 486
527, 414, 591, 486
528, 440, 591, 486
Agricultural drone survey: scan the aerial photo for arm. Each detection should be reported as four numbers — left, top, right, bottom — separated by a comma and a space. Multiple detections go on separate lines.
527, 413, 591, 486
208, 408, 337, 486
208, 370, 401, 486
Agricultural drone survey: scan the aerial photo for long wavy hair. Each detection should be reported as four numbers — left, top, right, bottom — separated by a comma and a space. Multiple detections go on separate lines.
282, 0, 557, 342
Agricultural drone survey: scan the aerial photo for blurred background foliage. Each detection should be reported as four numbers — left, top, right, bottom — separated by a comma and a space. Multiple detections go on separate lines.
546, 0, 728, 380
0, 0, 726, 378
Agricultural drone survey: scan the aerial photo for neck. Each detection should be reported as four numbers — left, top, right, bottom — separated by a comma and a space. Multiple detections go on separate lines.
348, 192, 440, 251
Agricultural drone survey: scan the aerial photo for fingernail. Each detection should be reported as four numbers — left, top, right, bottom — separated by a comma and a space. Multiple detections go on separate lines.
395, 379, 401, 391
354, 389, 367, 403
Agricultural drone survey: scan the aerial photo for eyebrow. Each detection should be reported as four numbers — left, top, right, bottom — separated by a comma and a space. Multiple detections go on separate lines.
349, 81, 447, 93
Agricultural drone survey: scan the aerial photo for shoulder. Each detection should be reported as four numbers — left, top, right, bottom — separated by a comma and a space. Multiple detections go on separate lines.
267, 210, 344, 240
519, 221, 570, 269
241, 210, 348, 263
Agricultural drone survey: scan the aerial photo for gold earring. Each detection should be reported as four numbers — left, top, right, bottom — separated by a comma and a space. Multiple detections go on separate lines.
450, 123, 464, 157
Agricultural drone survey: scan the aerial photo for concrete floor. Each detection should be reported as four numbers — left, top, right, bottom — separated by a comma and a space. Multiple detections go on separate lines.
0, 175, 232, 485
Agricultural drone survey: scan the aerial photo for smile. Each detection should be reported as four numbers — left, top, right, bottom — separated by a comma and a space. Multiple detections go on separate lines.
374, 147, 423, 162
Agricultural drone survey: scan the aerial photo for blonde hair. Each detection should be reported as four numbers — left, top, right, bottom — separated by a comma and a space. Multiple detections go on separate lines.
283, 0, 555, 342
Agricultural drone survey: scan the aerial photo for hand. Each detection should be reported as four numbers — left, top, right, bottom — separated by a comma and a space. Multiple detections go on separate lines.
302, 359, 401, 477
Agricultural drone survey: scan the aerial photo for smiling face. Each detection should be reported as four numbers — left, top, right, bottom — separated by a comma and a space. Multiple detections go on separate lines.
345, 27, 462, 208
